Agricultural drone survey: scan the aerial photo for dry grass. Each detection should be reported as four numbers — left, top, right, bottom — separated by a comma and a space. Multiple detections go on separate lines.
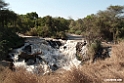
0, 67, 95, 83
80, 42, 124, 83
0, 42, 124, 83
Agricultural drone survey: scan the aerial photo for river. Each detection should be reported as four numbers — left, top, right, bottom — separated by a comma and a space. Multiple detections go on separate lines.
8, 34, 87, 75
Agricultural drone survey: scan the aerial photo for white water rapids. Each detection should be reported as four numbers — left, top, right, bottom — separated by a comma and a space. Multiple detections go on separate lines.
8, 36, 87, 75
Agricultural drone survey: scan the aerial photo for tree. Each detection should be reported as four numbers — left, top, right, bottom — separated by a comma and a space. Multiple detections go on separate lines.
96, 5, 124, 42
0, 0, 17, 28
107, 5, 124, 43
0, 0, 8, 27
82, 14, 101, 44
0, 0, 8, 10
69, 19, 84, 34
26, 12, 38, 28
0, 0, 24, 60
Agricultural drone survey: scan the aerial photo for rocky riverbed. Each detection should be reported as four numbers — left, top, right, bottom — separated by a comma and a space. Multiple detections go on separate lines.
2, 34, 112, 75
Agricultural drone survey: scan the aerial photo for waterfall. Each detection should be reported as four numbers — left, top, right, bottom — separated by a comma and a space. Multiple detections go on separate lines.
8, 37, 86, 75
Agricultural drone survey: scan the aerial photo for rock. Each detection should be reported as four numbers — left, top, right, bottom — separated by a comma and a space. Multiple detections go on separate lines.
18, 52, 42, 62
50, 64, 58, 71
76, 41, 88, 61
76, 41, 87, 52
46, 40, 62, 49
5, 54, 14, 62
22, 44, 32, 53
63, 46, 67, 49
101, 47, 110, 59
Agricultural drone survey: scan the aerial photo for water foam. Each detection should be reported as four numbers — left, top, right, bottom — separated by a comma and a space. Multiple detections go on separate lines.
9, 38, 84, 74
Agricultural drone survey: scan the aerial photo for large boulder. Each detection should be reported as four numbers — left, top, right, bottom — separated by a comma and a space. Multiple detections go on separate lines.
76, 41, 89, 61
22, 44, 32, 53
18, 52, 42, 63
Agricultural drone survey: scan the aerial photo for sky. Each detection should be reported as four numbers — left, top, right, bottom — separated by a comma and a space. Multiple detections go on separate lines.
5, 0, 124, 20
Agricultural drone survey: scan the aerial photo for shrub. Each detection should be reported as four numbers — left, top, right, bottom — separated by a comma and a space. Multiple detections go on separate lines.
25, 27, 38, 36
68, 28, 75, 34
56, 31, 67, 39
0, 27, 24, 61
88, 40, 102, 62
75, 30, 82, 35
50, 31, 66, 39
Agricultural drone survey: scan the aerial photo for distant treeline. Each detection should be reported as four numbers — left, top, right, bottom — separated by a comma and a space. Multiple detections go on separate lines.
0, 0, 124, 60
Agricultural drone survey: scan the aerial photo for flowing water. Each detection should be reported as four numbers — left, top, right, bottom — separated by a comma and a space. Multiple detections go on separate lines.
8, 36, 86, 75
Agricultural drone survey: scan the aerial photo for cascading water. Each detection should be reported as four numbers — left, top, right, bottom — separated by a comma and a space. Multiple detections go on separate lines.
8, 37, 87, 75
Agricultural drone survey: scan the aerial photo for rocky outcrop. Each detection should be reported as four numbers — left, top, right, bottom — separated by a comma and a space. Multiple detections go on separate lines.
75, 41, 111, 63
46, 40, 62, 49
18, 52, 42, 63
76, 41, 87, 52
76, 41, 89, 61
22, 44, 32, 53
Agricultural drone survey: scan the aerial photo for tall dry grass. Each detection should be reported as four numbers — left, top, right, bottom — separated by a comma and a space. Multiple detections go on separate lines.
0, 66, 96, 83
111, 42, 124, 64
80, 42, 124, 83
0, 67, 39, 83
0, 42, 124, 83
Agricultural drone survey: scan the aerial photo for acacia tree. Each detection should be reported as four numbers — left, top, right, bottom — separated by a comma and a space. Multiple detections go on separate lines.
96, 5, 124, 42
82, 14, 101, 45
107, 5, 124, 43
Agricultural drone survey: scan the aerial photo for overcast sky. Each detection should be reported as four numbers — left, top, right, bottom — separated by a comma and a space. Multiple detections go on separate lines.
5, 0, 124, 20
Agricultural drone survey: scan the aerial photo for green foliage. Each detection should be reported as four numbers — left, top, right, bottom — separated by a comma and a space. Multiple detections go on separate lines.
0, 10, 17, 28
1, 0, 124, 61
68, 19, 84, 35
0, 40, 7, 60
76, 53, 83, 61
69, 28, 75, 33
75, 30, 82, 35
90, 40, 101, 53
0, 27, 24, 60
88, 40, 102, 62
21, 15, 69, 39
25, 27, 38, 36
0, 0, 25, 61
56, 31, 67, 39
68, 5, 124, 43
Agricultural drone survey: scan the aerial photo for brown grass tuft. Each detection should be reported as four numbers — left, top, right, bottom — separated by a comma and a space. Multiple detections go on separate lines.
111, 42, 124, 63
3, 69, 39, 83
62, 68, 95, 83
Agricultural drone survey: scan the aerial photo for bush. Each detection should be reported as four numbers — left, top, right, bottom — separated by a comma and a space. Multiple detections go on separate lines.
0, 27, 24, 61
56, 31, 67, 39
68, 28, 75, 34
25, 27, 38, 36
88, 40, 102, 62
75, 30, 82, 35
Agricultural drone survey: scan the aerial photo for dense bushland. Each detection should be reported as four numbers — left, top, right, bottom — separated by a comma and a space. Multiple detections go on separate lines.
1, 0, 124, 42
0, 27, 24, 60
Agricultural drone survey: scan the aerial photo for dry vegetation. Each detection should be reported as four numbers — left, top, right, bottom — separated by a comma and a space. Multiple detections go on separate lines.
0, 42, 124, 83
